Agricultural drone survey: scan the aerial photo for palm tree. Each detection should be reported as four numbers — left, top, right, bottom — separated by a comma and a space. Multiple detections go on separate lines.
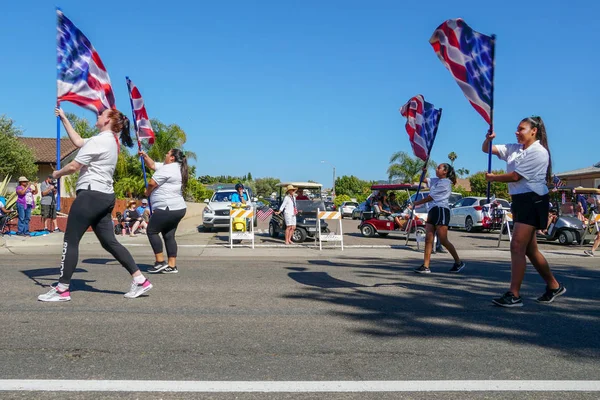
456, 168, 470, 178
448, 152, 457, 166
387, 151, 436, 183
143, 119, 197, 162
114, 176, 145, 198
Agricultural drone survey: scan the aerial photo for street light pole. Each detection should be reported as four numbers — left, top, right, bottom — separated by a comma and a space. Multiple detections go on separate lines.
321, 160, 336, 199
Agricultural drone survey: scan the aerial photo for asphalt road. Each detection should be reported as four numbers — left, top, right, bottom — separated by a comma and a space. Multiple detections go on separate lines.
1, 244, 599, 399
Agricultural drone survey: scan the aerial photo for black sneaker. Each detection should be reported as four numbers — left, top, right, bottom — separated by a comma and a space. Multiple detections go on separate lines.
162, 266, 178, 274
147, 262, 168, 274
414, 265, 431, 274
449, 261, 466, 273
492, 291, 523, 308
536, 284, 566, 304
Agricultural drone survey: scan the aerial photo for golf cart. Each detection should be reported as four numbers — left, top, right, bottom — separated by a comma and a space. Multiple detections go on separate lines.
358, 184, 426, 239
536, 187, 591, 245
268, 182, 329, 243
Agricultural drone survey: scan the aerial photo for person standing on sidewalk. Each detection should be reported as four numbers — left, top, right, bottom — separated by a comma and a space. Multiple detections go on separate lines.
40, 175, 60, 233
139, 149, 188, 274
411, 164, 465, 274
38, 108, 152, 302
483, 116, 565, 308
15, 177, 38, 236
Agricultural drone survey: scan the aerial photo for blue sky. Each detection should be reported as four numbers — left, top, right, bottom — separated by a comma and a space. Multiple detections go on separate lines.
1, 0, 598, 187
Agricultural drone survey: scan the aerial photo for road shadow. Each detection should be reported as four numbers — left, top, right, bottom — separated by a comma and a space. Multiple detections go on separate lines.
284, 258, 600, 357
20, 267, 124, 295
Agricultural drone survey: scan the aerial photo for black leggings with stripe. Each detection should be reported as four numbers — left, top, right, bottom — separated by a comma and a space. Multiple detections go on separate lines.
59, 190, 139, 285
147, 207, 186, 257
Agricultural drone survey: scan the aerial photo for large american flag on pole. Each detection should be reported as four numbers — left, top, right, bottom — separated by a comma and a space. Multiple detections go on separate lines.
430, 18, 494, 124
400, 95, 441, 161
56, 9, 115, 114
126, 78, 155, 145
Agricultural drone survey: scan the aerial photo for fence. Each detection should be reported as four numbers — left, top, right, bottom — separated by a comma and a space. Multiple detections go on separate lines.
59, 197, 131, 218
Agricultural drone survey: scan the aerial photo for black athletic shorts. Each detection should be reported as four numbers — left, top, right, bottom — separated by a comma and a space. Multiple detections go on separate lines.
511, 192, 549, 229
426, 206, 450, 226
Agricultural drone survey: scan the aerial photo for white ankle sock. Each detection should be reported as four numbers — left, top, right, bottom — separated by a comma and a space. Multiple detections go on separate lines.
133, 274, 146, 284
57, 283, 69, 292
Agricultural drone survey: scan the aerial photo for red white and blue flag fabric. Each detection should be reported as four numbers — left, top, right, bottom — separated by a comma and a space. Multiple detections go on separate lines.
56, 9, 115, 114
126, 78, 155, 145
257, 207, 274, 221
430, 18, 494, 124
552, 175, 565, 189
400, 95, 441, 161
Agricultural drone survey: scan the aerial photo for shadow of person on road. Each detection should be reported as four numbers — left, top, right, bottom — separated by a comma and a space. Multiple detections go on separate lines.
21, 266, 128, 295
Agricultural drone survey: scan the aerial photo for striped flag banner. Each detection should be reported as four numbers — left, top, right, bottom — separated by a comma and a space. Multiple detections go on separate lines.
257, 207, 274, 221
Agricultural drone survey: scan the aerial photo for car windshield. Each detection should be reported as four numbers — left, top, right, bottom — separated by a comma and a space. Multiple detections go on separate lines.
449, 194, 462, 205
345, 202, 359, 207
211, 191, 238, 202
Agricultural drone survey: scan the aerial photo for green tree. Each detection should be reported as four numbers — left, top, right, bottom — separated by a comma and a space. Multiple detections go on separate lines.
468, 170, 509, 199
0, 115, 38, 179
387, 151, 436, 183
247, 172, 253, 181
187, 177, 214, 202
114, 176, 145, 199
64, 113, 97, 139
255, 177, 280, 198
144, 119, 197, 162
448, 152, 458, 166
334, 194, 352, 207
456, 167, 470, 178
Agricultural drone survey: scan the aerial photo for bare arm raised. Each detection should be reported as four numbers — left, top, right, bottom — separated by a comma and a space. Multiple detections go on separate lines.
55, 108, 85, 148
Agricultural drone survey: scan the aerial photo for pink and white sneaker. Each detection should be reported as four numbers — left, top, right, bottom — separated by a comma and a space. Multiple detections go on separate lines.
38, 286, 71, 302
124, 279, 153, 299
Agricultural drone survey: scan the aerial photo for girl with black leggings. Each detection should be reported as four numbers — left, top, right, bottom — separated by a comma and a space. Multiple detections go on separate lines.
139, 149, 188, 274
38, 108, 152, 302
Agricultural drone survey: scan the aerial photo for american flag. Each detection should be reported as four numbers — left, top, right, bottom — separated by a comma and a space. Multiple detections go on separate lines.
430, 18, 494, 124
400, 95, 441, 161
126, 78, 155, 145
56, 9, 115, 114
552, 175, 565, 188
257, 207, 274, 221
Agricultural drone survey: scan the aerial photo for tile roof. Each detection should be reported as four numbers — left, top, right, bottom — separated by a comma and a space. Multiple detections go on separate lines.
556, 162, 600, 177
17, 138, 80, 164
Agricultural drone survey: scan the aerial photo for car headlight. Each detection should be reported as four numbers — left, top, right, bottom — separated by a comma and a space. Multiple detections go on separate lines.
203, 207, 214, 214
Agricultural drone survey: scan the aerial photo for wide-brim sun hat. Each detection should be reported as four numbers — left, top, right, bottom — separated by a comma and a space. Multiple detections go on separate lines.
18, 176, 29, 183
285, 184, 297, 193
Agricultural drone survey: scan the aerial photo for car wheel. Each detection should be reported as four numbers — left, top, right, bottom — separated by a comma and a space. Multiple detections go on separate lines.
292, 227, 307, 243
204, 226, 212, 233
268, 223, 278, 238
558, 230, 574, 245
465, 217, 474, 232
360, 224, 375, 238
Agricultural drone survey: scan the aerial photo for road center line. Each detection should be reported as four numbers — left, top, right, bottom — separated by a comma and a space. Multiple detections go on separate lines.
1, 380, 599, 392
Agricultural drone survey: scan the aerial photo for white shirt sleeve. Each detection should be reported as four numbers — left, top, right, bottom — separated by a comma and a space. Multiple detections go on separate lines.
151, 163, 168, 186
279, 196, 291, 213
74, 137, 97, 166
495, 143, 520, 162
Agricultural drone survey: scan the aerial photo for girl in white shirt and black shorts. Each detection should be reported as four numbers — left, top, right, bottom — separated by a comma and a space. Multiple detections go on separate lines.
411, 164, 466, 274
139, 149, 188, 274
484, 116, 565, 307
38, 108, 152, 302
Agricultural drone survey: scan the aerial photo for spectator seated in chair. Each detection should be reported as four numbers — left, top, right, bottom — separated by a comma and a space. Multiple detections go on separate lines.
0, 196, 14, 234
123, 200, 148, 237
136, 198, 151, 223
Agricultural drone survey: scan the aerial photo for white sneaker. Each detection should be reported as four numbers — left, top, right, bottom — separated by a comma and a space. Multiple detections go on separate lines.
38, 286, 71, 302
124, 279, 153, 299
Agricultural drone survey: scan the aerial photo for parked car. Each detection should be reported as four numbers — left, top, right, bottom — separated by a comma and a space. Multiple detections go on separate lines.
202, 187, 257, 231
324, 201, 336, 211
338, 201, 359, 218
449, 196, 511, 232
352, 202, 367, 220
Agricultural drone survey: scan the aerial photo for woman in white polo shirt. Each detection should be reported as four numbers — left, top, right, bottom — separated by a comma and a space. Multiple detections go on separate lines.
410, 164, 465, 274
38, 108, 153, 302
139, 149, 188, 274
484, 116, 565, 307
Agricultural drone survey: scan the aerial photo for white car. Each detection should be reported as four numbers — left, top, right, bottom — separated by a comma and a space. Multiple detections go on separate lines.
409, 191, 463, 222
338, 201, 359, 218
202, 188, 257, 231
449, 196, 511, 232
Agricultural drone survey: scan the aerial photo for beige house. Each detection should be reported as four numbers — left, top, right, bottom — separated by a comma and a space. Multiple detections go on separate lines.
556, 162, 600, 188
13, 137, 80, 199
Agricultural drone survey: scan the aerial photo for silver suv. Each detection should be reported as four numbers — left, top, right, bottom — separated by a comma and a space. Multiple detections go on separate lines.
202, 188, 257, 231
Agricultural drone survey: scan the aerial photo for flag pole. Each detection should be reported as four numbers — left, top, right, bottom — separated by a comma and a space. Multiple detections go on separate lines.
405, 108, 443, 246
486, 34, 497, 204
56, 102, 61, 212
126, 76, 152, 214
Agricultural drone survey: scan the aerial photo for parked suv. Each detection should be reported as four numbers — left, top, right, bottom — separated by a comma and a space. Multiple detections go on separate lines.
338, 201, 359, 218
202, 187, 257, 231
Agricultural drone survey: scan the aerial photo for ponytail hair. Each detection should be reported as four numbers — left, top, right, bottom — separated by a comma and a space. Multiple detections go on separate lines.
441, 163, 457, 185
107, 110, 133, 148
171, 148, 189, 195
522, 116, 551, 185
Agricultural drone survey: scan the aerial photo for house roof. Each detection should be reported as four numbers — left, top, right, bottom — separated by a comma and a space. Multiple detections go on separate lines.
17, 138, 79, 164
455, 178, 471, 191
556, 162, 600, 177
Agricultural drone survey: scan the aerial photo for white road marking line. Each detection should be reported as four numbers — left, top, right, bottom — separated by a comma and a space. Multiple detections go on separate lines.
0, 380, 599, 392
